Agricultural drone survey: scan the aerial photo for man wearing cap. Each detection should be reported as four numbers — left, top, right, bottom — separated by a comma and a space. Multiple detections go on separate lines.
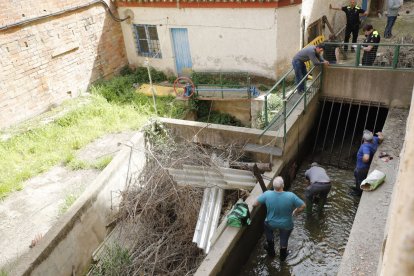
292, 44, 329, 94
351, 130, 384, 196
361, 24, 381, 66
304, 162, 331, 213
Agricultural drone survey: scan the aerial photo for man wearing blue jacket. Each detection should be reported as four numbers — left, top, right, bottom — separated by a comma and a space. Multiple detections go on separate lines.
351, 130, 384, 196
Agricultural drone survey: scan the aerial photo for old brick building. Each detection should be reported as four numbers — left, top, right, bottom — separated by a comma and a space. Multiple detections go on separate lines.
0, 0, 127, 128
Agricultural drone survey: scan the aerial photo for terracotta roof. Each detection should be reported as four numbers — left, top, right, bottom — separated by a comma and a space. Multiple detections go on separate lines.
113, 0, 284, 2
113, 0, 300, 8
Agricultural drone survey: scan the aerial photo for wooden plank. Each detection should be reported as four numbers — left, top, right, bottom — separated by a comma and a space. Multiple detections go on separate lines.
244, 143, 282, 156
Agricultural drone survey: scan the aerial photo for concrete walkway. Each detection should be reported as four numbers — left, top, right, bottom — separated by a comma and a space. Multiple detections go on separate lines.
338, 108, 408, 275
0, 131, 134, 270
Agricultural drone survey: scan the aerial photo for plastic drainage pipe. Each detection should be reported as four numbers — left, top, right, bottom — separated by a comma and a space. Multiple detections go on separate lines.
193, 188, 210, 244
199, 187, 218, 251
206, 188, 224, 254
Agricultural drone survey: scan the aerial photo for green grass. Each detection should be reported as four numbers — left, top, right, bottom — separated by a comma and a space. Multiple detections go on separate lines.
58, 192, 79, 215
90, 243, 132, 276
64, 154, 113, 171
0, 67, 189, 199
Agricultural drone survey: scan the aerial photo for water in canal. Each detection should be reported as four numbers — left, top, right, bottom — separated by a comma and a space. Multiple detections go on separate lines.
240, 162, 359, 276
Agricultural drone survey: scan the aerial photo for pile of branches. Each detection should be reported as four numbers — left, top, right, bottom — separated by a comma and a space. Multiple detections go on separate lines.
113, 121, 245, 275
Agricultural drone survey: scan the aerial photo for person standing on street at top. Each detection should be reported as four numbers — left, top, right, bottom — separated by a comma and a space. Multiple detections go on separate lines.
253, 176, 305, 260
292, 44, 329, 94
330, 0, 368, 52
361, 24, 381, 66
384, 0, 403, 38
304, 162, 331, 213
351, 130, 384, 196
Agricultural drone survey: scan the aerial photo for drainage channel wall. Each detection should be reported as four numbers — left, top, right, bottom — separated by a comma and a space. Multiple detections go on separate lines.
337, 108, 409, 276
322, 67, 414, 107
12, 132, 146, 276
161, 94, 320, 275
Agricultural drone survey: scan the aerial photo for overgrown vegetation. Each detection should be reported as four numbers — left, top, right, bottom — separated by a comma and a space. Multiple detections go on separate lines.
91, 121, 246, 275
58, 192, 80, 215
90, 244, 132, 276
63, 154, 113, 171
191, 71, 249, 87
192, 100, 243, 126
0, 67, 188, 199
255, 92, 283, 129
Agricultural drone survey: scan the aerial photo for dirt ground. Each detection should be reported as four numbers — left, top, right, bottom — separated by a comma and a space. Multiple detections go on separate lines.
366, 1, 414, 41
0, 131, 135, 269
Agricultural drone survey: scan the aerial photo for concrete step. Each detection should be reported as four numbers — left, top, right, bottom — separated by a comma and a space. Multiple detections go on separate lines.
243, 143, 282, 157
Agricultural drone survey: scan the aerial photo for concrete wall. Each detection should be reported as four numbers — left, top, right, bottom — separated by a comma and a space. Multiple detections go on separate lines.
379, 91, 414, 275
337, 108, 408, 276
322, 67, 414, 107
11, 132, 146, 276
118, 6, 301, 79
159, 95, 320, 275
301, 0, 347, 43
0, 0, 128, 129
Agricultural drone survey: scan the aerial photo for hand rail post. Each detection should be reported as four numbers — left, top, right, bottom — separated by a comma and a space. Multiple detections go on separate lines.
392, 45, 400, 69
264, 95, 268, 126
282, 78, 287, 145
355, 44, 361, 67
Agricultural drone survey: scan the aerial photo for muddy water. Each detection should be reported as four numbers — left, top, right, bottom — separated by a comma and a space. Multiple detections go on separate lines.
240, 162, 359, 276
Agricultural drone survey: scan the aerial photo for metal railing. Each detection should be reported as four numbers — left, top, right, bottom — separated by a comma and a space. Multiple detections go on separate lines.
323, 42, 414, 69
261, 65, 323, 144
191, 71, 258, 100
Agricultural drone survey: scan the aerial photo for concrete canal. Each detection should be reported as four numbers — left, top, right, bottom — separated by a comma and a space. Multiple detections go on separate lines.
240, 162, 358, 275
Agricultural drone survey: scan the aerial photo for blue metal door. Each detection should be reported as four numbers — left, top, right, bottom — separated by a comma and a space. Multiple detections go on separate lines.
171, 28, 192, 75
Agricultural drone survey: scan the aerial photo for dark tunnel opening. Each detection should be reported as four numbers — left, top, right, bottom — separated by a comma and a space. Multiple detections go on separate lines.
308, 98, 389, 169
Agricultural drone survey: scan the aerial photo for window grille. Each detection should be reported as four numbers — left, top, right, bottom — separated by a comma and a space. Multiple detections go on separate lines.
133, 24, 162, 58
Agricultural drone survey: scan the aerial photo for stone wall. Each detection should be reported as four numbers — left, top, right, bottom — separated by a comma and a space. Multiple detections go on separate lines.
0, 0, 128, 128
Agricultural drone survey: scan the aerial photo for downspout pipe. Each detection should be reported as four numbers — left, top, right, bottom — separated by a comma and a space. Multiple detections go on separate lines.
0, 0, 129, 32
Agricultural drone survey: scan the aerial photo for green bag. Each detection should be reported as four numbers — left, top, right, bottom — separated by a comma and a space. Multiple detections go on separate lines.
227, 202, 251, 228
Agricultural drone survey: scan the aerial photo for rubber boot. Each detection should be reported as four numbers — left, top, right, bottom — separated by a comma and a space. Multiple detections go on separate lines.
264, 240, 275, 257
279, 248, 288, 261
305, 198, 313, 214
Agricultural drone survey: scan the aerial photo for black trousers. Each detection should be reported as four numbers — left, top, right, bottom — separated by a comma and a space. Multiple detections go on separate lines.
344, 26, 359, 51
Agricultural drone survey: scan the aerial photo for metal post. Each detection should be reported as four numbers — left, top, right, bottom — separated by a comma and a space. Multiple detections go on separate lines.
320, 99, 335, 158
347, 102, 361, 168
247, 75, 251, 99
328, 98, 344, 164
312, 97, 326, 156
362, 102, 371, 133
338, 100, 352, 168
373, 102, 381, 133
264, 95, 268, 126
145, 58, 158, 114
355, 44, 361, 67
283, 79, 287, 145
220, 73, 224, 99
392, 45, 401, 69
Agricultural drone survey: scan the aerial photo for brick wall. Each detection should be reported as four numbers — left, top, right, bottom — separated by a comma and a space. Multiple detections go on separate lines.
0, 0, 128, 128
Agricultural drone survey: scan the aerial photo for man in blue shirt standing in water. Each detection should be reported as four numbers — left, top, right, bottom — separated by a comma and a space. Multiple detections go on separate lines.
253, 176, 305, 260
351, 130, 384, 196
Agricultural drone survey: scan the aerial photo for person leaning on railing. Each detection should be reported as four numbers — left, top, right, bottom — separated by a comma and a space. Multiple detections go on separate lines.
292, 44, 329, 94
361, 24, 381, 66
